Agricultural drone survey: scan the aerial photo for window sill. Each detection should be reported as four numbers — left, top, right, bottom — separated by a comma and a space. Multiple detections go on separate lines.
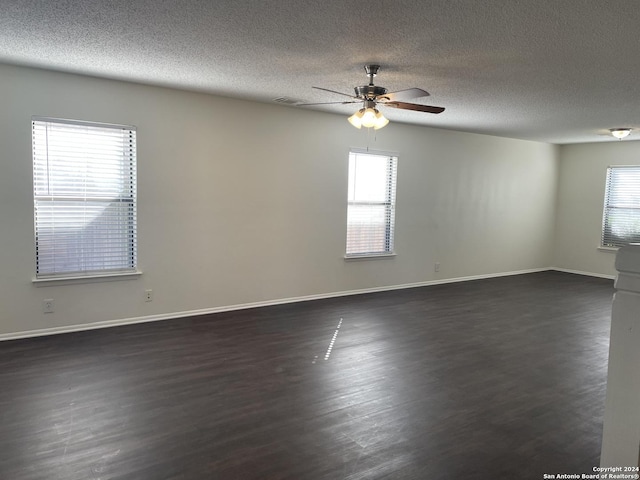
344, 253, 397, 261
597, 246, 619, 253
32, 270, 142, 286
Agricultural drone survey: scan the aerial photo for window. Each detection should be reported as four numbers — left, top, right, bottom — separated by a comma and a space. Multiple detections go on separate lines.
602, 165, 640, 248
346, 150, 398, 257
32, 117, 137, 278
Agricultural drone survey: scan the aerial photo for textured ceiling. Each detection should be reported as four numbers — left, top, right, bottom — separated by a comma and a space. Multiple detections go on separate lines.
2, 0, 640, 144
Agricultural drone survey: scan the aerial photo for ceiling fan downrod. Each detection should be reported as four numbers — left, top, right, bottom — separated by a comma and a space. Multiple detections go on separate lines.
364, 64, 380, 82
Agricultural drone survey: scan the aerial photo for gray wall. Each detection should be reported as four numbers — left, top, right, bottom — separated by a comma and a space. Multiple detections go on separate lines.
0, 64, 559, 338
554, 141, 640, 278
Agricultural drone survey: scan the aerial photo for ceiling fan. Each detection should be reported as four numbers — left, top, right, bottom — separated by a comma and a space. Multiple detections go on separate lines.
299, 65, 445, 129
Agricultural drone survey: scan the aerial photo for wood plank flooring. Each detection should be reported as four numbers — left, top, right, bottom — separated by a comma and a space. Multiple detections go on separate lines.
0, 271, 614, 479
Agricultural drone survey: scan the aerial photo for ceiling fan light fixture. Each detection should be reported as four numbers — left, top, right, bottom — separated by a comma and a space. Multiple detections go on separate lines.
610, 128, 632, 140
349, 107, 389, 130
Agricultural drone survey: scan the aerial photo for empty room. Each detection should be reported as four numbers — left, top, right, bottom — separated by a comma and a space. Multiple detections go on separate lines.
1, 1, 640, 479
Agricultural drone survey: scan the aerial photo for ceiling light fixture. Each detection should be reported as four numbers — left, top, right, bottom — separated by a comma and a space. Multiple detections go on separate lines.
610, 128, 632, 140
348, 100, 389, 130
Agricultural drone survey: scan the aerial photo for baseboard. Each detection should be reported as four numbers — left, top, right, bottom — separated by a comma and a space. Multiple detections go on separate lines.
551, 267, 616, 280
0, 267, 568, 342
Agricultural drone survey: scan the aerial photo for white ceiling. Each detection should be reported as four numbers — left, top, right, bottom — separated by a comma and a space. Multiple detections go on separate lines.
2, 0, 640, 144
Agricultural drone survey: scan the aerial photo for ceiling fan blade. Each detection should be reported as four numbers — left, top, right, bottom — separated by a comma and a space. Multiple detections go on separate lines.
383, 101, 445, 114
312, 86, 359, 99
297, 100, 361, 106
380, 88, 430, 102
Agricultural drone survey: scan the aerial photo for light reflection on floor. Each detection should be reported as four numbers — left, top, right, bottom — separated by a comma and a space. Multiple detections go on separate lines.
324, 318, 343, 361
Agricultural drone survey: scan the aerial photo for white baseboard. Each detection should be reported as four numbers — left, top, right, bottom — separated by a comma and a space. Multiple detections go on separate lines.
0, 267, 603, 342
551, 267, 616, 280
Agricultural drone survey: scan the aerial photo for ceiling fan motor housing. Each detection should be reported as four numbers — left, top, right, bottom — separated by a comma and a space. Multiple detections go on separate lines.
354, 85, 388, 100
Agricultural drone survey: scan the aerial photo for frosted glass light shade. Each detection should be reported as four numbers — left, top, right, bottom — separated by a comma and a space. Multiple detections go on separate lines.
610, 128, 631, 139
361, 108, 378, 128
373, 111, 389, 129
348, 109, 364, 128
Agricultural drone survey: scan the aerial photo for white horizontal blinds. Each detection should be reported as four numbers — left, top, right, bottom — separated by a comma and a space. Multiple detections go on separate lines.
346, 152, 397, 256
32, 118, 137, 277
602, 166, 640, 247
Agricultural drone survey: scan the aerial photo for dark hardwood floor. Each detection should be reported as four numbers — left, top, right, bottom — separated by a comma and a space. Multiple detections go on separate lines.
0, 271, 614, 479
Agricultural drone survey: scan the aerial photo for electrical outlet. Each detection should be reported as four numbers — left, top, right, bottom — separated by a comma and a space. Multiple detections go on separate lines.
145, 289, 153, 302
434, 262, 440, 273
43, 299, 54, 313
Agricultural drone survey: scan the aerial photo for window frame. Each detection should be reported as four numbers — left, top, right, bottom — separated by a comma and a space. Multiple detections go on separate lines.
345, 149, 398, 259
601, 165, 640, 249
31, 116, 139, 281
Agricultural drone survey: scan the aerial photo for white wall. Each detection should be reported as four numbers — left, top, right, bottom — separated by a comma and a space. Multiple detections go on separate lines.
0, 63, 558, 337
555, 141, 640, 277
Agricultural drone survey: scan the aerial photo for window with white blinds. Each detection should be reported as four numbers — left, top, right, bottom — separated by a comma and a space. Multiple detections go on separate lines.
602, 165, 640, 248
32, 117, 137, 278
346, 151, 397, 257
